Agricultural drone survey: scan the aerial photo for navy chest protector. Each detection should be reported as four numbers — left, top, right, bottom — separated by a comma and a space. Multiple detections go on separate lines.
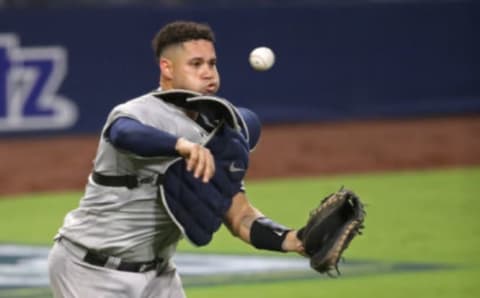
161, 123, 250, 246
153, 89, 260, 246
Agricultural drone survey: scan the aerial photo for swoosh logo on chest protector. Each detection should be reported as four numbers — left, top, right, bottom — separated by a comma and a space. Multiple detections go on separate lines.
229, 162, 245, 173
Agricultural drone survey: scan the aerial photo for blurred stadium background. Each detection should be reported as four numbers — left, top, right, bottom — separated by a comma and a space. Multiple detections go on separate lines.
0, 0, 479, 297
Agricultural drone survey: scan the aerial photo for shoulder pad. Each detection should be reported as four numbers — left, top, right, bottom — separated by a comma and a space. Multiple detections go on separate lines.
151, 89, 201, 107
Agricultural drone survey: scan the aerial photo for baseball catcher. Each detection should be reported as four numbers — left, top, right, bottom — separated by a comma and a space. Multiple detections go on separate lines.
48, 21, 365, 298
297, 187, 366, 276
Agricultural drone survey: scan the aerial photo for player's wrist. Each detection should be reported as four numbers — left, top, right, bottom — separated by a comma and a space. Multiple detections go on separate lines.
281, 230, 305, 253
175, 137, 190, 157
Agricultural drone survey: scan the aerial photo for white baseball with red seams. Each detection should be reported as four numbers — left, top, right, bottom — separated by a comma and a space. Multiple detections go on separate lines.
249, 46, 275, 71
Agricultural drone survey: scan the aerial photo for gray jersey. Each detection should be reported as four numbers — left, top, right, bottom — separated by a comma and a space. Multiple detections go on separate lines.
56, 91, 210, 262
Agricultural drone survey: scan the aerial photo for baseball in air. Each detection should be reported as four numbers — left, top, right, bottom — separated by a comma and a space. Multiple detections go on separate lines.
249, 46, 275, 71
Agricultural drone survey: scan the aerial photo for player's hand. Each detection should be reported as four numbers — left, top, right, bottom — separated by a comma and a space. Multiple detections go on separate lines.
175, 137, 215, 183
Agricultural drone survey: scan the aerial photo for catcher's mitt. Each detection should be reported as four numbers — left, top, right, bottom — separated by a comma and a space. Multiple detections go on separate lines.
297, 186, 365, 276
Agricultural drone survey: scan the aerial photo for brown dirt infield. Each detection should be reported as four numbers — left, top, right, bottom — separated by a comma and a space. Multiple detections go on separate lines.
0, 115, 479, 196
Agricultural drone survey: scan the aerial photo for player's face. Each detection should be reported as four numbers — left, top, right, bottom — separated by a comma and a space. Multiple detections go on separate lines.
170, 39, 220, 95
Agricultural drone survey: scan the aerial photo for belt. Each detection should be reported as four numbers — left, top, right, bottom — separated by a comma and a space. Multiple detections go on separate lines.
83, 251, 161, 273
92, 171, 164, 189
59, 237, 162, 273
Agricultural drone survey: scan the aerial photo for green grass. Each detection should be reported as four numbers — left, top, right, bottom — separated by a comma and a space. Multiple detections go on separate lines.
186, 269, 480, 298
0, 166, 479, 298
0, 192, 80, 244
187, 167, 480, 265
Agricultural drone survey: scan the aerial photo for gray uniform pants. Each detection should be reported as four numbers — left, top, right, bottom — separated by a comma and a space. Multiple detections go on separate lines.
47, 239, 186, 298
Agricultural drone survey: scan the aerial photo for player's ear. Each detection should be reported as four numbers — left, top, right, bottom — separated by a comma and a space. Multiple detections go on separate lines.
159, 57, 173, 79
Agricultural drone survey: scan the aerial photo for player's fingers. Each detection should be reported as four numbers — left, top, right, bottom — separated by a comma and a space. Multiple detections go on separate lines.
194, 147, 206, 179
186, 144, 199, 172
202, 149, 215, 183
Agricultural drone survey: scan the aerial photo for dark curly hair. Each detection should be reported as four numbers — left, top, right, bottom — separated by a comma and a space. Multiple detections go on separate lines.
152, 21, 215, 60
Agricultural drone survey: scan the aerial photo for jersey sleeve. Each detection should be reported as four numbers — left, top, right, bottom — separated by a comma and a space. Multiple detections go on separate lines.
107, 117, 179, 157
